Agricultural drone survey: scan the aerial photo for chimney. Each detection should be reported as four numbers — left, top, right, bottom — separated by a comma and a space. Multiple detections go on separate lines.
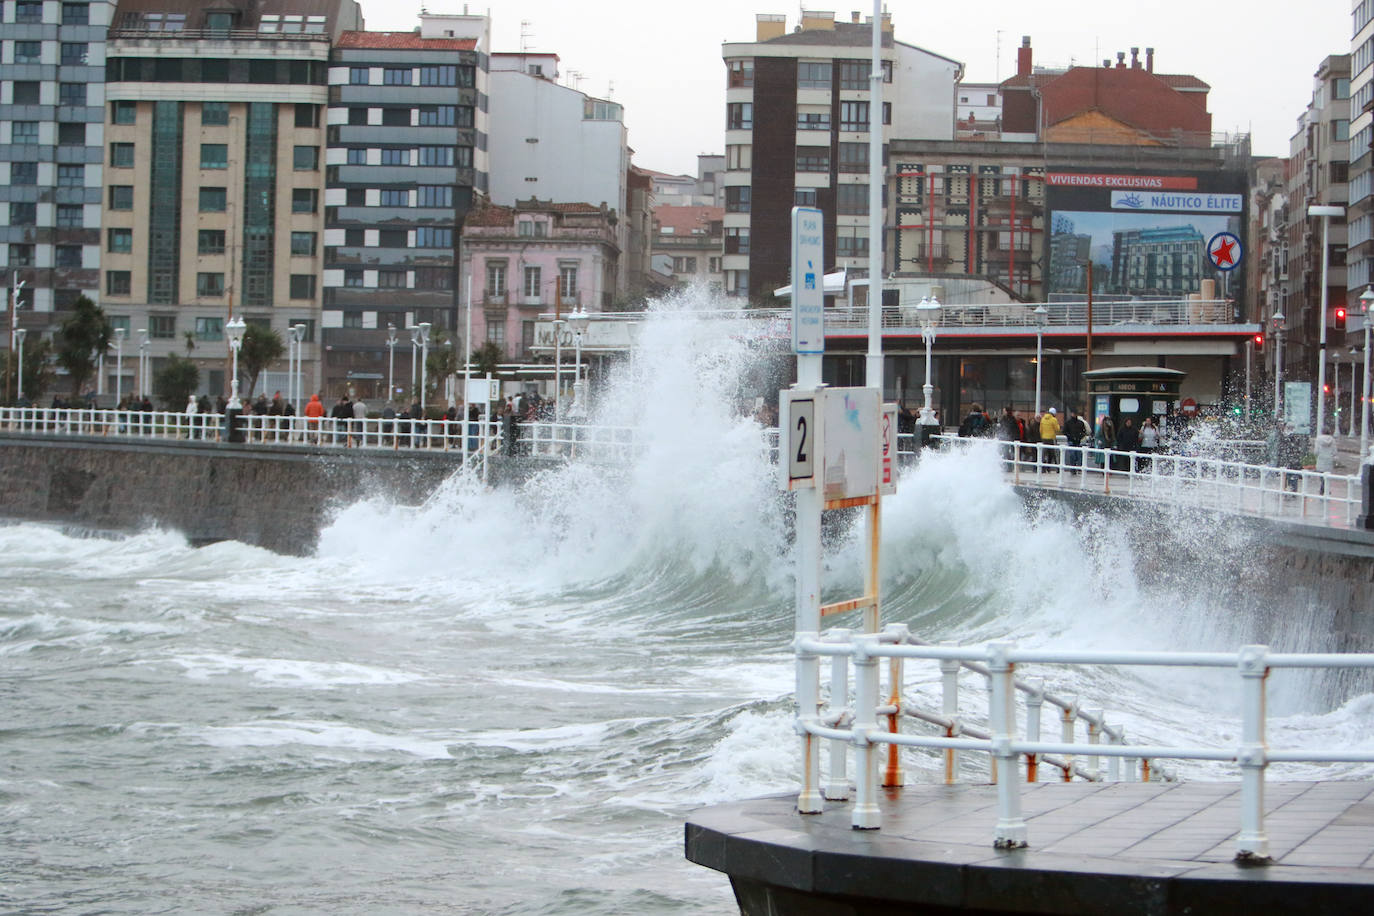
1103, 59, 1112, 68
1130, 47, 1140, 69
1146, 47, 1155, 73
800, 10, 835, 31
1017, 36, 1032, 77
755, 13, 786, 41
852, 10, 860, 23
1116, 51, 1126, 69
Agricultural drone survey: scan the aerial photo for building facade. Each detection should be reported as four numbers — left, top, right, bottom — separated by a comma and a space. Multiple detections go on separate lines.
652, 204, 723, 289
1347, 0, 1374, 305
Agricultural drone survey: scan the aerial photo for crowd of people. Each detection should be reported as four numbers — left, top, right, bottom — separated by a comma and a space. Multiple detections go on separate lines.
951, 403, 1171, 472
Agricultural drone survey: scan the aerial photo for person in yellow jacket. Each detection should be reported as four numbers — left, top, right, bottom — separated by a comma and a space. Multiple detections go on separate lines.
1038, 406, 1061, 468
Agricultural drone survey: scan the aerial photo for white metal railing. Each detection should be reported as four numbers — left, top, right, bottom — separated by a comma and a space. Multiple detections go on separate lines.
795, 627, 1374, 858
929, 433, 1363, 529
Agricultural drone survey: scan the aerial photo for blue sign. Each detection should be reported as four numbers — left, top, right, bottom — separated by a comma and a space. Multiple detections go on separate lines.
1207, 232, 1242, 271
791, 206, 824, 355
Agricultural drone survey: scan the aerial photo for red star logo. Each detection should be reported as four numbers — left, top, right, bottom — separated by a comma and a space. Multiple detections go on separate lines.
1211, 236, 1236, 267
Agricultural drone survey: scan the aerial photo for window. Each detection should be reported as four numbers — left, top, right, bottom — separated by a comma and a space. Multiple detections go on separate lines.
290, 232, 316, 256
794, 189, 817, 207
55, 245, 82, 268
558, 266, 578, 301
196, 273, 225, 297
726, 269, 749, 297
418, 106, 456, 126
836, 228, 868, 258
61, 43, 88, 66
1334, 119, 1351, 142
17, 2, 44, 23
709, 256, 722, 273
726, 144, 752, 170
382, 108, 411, 127
58, 123, 85, 145
727, 103, 753, 130
455, 107, 474, 128
199, 187, 227, 212
57, 165, 84, 187
295, 104, 320, 128
379, 189, 409, 207
346, 148, 366, 165
9, 244, 35, 267
378, 270, 407, 289
15, 42, 42, 64
342, 313, 363, 329
292, 189, 317, 213
798, 62, 831, 90
840, 101, 870, 131
290, 275, 316, 299
106, 271, 132, 295
343, 229, 364, 247
200, 144, 228, 169
350, 67, 370, 85
200, 102, 229, 126
672, 256, 698, 273
345, 188, 365, 207
59, 83, 86, 107
518, 221, 534, 238
839, 60, 875, 90
104, 143, 134, 170
523, 266, 542, 298
415, 228, 452, 248
11, 122, 39, 143
380, 147, 408, 166
796, 147, 829, 172
62, 2, 90, 25
796, 111, 831, 131
456, 146, 473, 167
419, 146, 454, 166
417, 186, 452, 207
348, 107, 368, 126
110, 186, 134, 210
56, 204, 82, 228
838, 142, 869, 172
383, 68, 412, 85
837, 184, 869, 215
457, 65, 476, 88
882, 101, 891, 125
112, 101, 136, 124
378, 229, 407, 247
149, 315, 175, 339
725, 227, 750, 254
486, 322, 505, 345
727, 59, 754, 88
195, 317, 224, 341
13, 82, 40, 104
293, 145, 319, 170
415, 267, 452, 290
725, 186, 751, 213
487, 262, 506, 297
198, 230, 225, 254
11, 162, 37, 185
344, 270, 364, 288
419, 65, 457, 86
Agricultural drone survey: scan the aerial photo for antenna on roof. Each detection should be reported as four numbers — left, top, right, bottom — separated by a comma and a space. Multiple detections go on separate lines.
520, 19, 533, 52
607, 79, 615, 100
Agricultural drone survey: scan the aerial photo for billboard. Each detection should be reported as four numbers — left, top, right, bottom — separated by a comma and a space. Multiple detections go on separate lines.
1046, 170, 1247, 305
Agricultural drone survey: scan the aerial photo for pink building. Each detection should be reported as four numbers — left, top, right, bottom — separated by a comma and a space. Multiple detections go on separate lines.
461, 199, 621, 359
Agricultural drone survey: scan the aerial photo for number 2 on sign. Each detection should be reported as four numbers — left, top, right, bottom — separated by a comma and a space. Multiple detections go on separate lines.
788, 397, 815, 485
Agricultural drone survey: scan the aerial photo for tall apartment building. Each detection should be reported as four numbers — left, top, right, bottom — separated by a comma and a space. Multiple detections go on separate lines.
97, 0, 362, 399
2, 0, 114, 339
720, 10, 961, 302
322, 11, 487, 399
1347, 0, 1374, 305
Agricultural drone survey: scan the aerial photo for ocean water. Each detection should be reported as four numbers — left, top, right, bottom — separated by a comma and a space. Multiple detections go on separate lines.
3, 291, 1373, 914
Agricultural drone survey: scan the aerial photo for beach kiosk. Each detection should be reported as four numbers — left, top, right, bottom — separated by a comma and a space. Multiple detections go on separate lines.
1082, 366, 1186, 431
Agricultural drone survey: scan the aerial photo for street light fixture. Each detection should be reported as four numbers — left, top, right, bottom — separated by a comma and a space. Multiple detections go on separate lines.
1360, 287, 1374, 457
226, 315, 246, 410
15, 328, 26, 402
916, 295, 942, 428
1272, 310, 1286, 421
1309, 204, 1344, 437
386, 323, 397, 401
1032, 304, 1049, 416
569, 306, 590, 420
113, 327, 126, 406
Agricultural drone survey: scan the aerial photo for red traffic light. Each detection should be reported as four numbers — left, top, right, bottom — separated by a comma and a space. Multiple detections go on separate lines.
1253, 333, 1265, 352
1336, 307, 1348, 331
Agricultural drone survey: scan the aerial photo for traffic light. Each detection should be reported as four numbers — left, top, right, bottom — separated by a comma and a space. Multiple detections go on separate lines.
1253, 332, 1265, 352
1336, 306, 1348, 331
1324, 383, 1332, 395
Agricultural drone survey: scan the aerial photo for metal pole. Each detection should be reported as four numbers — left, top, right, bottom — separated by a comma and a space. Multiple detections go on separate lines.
1034, 326, 1043, 415
553, 319, 564, 424
1316, 214, 1330, 436
1244, 337, 1252, 421
864, 0, 884, 392
1363, 318, 1371, 457
419, 322, 431, 411
387, 324, 396, 399
795, 349, 823, 815
463, 276, 473, 466
1235, 645, 1269, 859
16, 328, 26, 401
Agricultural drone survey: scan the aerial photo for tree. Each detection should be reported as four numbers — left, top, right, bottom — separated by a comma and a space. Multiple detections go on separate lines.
55, 295, 110, 398
239, 324, 284, 399
0, 336, 54, 403
153, 354, 199, 409
425, 328, 460, 403
470, 341, 503, 379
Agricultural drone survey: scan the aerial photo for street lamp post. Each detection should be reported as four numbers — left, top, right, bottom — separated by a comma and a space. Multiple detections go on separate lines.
137, 329, 148, 399
9, 273, 24, 403
1272, 310, 1286, 421
1360, 287, 1374, 457
15, 328, 26, 401
916, 296, 942, 429
386, 323, 397, 401
290, 324, 306, 414
409, 326, 419, 400
113, 327, 126, 406
226, 315, 246, 409
552, 317, 566, 424
416, 322, 431, 411
569, 307, 590, 420
1351, 348, 1360, 438
1032, 304, 1048, 415
1309, 205, 1344, 437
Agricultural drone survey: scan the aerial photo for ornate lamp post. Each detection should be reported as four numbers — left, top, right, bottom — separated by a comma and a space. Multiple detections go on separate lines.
1271, 310, 1286, 421
1360, 287, 1374, 457
113, 327, 126, 406
1032, 304, 1048, 415
386, 323, 397, 401
915, 296, 942, 430
15, 328, 26, 401
226, 315, 246, 409
1308, 204, 1344, 437
569, 306, 590, 420
553, 316, 566, 424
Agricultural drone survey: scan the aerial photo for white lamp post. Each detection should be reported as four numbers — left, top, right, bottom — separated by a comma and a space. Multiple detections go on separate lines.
226, 315, 246, 409
1272, 310, 1286, 421
137, 328, 148, 398
1308, 205, 1343, 437
416, 322, 431, 411
916, 295, 941, 427
290, 324, 306, 413
552, 317, 566, 424
569, 306, 590, 420
1351, 347, 1360, 438
113, 327, 126, 406
1032, 304, 1048, 415
408, 326, 419, 400
1360, 287, 1374, 457
386, 323, 397, 400
9, 274, 24, 403
15, 327, 26, 401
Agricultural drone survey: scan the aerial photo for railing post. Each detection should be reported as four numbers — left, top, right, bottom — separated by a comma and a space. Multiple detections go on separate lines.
1108, 725, 1122, 782
794, 631, 824, 814
851, 634, 881, 830
988, 641, 1027, 848
884, 647, 905, 788
1086, 707, 1103, 781
1025, 676, 1044, 783
1060, 701, 1076, 781
940, 656, 961, 784
1236, 644, 1271, 861
824, 628, 850, 801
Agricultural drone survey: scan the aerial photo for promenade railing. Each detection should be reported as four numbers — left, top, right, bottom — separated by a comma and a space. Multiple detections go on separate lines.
795, 627, 1374, 859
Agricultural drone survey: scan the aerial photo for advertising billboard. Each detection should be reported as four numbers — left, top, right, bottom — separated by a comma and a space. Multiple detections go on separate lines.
1046, 170, 1247, 305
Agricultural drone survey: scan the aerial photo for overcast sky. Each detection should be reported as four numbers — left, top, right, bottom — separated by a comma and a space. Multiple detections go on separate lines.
363, 0, 1351, 176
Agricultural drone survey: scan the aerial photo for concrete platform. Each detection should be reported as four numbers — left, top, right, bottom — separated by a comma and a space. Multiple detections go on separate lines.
685, 781, 1374, 915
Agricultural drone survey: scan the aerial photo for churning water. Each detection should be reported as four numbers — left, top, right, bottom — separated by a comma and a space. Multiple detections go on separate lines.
3, 289, 1373, 914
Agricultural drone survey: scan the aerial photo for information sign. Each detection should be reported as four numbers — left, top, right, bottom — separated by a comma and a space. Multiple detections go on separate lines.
880, 403, 897, 496
780, 389, 820, 490
791, 206, 824, 354
821, 387, 879, 502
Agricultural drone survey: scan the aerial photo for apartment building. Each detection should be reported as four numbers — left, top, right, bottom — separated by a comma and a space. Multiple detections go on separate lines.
720, 10, 961, 302
1347, 0, 1374, 304
1, 0, 114, 355
652, 204, 723, 289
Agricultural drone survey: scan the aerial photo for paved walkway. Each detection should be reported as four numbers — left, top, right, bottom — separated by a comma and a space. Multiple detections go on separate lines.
687, 781, 1374, 915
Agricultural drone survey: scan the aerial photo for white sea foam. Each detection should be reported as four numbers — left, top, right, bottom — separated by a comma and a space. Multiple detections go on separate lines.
193, 720, 452, 758
160, 653, 424, 687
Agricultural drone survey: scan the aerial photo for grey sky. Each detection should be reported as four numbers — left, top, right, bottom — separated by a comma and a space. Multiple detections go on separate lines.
363, 1, 1350, 175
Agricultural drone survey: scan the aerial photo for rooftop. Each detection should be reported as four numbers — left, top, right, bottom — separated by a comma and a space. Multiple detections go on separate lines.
335, 31, 477, 50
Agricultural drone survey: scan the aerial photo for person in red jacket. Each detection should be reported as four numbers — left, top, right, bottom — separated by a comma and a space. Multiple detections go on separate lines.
303, 393, 325, 443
